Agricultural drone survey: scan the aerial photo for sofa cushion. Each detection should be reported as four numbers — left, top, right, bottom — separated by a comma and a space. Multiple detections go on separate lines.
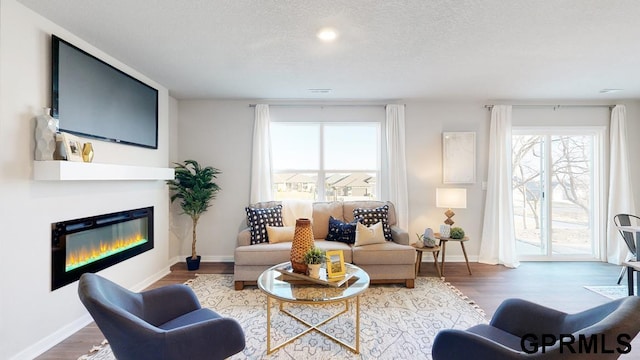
353, 205, 392, 240
266, 225, 294, 244
352, 241, 416, 265
245, 205, 284, 245
325, 216, 358, 244
354, 222, 386, 247
311, 202, 344, 239
245, 201, 282, 226
313, 240, 353, 263
234, 242, 292, 265
343, 201, 397, 226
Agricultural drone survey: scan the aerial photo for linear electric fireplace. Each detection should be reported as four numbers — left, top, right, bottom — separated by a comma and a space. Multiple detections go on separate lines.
51, 206, 154, 290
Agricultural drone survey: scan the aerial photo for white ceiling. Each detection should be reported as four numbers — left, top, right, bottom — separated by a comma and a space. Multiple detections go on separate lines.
17, 0, 640, 101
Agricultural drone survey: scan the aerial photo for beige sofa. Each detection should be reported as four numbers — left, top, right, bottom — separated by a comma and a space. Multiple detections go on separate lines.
234, 200, 416, 290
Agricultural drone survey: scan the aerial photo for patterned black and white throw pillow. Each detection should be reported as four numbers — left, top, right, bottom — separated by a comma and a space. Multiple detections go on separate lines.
353, 205, 392, 241
245, 205, 284, 245
325, 216, 359, 244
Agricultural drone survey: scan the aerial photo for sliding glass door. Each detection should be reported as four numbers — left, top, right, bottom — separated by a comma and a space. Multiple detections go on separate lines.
512, 128, 604, 260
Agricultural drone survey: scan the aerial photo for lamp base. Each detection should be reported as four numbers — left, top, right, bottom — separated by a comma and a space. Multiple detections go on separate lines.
444, 209, 455, 226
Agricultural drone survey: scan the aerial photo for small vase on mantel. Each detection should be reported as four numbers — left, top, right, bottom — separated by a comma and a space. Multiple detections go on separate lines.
82, 142, 94, 162
34, 107, 58, 160
290, 218, 315, 274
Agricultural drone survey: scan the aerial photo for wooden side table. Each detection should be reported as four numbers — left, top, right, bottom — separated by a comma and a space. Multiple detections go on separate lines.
435, 233, 472, 276
412, 244, 442, 277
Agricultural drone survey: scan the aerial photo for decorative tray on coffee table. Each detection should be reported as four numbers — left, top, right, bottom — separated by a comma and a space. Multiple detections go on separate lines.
275, 263, 357, 288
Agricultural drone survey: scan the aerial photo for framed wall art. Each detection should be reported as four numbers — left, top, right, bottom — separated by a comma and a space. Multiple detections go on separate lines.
442, 132, 476, 184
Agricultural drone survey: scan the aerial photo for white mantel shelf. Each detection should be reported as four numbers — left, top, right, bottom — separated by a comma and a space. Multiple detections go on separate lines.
33, 161, 175, 181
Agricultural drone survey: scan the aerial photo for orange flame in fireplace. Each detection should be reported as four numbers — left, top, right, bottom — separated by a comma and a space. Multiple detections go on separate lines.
66, 233, 147, 272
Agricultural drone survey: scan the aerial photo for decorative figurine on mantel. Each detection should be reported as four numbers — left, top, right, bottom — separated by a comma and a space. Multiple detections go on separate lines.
34, 107, 58, 160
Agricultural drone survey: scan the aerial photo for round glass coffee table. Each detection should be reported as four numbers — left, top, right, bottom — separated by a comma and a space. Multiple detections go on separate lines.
258, 261, 370, 354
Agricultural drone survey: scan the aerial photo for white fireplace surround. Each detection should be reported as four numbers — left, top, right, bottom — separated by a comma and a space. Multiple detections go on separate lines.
33, 161, 174, 181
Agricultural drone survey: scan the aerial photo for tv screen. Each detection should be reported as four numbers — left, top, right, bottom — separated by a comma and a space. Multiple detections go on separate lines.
52, 35, 158, 149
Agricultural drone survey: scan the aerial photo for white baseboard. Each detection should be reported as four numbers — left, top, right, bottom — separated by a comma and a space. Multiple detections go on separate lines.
130, 263, 173, 292
177, 254, 235, 263
10, 313, 94, 360
11, 265, 173, 360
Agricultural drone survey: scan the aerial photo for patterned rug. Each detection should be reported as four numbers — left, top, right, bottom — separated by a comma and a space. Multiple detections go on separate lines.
584, 285, 628, 300
79, 274, 486, 360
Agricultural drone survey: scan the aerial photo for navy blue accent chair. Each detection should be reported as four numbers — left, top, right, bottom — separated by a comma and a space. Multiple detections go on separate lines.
433, 297, 640, 359
78, 273, 245, 360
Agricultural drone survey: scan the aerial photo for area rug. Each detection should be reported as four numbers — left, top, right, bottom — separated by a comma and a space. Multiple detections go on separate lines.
78, 274, 486, 360
584, 285, 628, 300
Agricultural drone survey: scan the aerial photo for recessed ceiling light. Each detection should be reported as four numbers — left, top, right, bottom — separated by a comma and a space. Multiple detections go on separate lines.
317, 28, 338, 42
600, 88, 623, 93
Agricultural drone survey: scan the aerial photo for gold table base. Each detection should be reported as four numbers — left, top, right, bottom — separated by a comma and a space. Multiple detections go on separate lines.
266, 295, 361, 354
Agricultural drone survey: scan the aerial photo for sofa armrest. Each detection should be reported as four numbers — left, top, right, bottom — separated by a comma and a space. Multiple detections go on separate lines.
390, 226, 410, 245
237, 228, 251, 247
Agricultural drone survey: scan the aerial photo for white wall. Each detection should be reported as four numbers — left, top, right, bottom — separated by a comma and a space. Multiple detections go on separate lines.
175, 100, 255, 260
0, 1, 175, 358
176, 99, 640, 265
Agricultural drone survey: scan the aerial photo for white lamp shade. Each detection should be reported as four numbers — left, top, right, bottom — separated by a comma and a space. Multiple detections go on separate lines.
436, 188, 467, 209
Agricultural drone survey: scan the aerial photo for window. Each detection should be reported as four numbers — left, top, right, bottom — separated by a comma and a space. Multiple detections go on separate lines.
271, 123, 380, 201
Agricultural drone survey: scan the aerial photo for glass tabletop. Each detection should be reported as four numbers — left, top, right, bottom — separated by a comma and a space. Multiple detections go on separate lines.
258, 262, 370, 303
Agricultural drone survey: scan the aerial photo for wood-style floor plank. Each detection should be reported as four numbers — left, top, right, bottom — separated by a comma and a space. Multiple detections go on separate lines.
36, 261, 625, 360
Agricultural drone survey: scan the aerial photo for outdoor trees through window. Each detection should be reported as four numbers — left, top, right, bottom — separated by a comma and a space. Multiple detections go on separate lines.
512, 130, 602, 259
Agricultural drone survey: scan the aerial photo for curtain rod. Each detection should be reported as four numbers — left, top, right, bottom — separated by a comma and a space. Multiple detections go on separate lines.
484, 104, 615, 111
248, 103, 395, 108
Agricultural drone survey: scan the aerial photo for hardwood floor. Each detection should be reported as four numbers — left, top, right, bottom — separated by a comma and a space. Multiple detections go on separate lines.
37, 261, 624, 359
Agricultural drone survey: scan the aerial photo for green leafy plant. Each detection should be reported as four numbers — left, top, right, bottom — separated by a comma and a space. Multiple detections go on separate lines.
166, 160, 221, 260
303, 247, 326, 265
450, 227, 465, 239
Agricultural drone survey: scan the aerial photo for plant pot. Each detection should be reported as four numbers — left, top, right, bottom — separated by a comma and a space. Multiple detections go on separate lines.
186, 255, 201, 271
307, 264, 321, 279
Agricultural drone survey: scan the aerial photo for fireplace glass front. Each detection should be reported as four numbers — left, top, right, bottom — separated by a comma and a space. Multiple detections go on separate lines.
51, 207, 154, 290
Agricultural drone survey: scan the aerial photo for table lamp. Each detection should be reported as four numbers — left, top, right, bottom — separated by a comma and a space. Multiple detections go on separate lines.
436, 188, 467, 225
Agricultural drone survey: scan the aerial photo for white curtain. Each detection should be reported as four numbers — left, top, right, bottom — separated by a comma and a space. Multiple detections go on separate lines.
607, 104, 636, 264
478, 105, 520, 268
250, 104, 273, 203
385, 104, 409, 230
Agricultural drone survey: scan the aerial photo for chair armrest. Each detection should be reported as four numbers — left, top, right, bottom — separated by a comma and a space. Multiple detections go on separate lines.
141, 284, 201, 326
432, 329, 524, 360
164, 317, 245, 359
391, 226, 410, 245
490, 298, 568, 337
237, 228, 251, 247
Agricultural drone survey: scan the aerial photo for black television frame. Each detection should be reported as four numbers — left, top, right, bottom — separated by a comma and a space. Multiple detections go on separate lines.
51, 35, 159, 149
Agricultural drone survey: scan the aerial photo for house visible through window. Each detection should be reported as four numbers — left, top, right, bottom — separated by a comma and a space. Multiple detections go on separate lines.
270, 122, 380, 201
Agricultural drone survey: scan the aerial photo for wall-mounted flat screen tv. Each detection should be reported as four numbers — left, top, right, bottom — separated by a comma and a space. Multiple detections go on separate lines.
51, 35, 158, 149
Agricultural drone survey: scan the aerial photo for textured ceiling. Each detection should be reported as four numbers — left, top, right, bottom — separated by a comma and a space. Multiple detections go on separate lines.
16, 0, 640, 100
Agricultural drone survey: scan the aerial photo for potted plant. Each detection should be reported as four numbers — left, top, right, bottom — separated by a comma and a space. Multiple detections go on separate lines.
303, 247, 326, 279
450, 227, 465, 239
167, 160, 221, 270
